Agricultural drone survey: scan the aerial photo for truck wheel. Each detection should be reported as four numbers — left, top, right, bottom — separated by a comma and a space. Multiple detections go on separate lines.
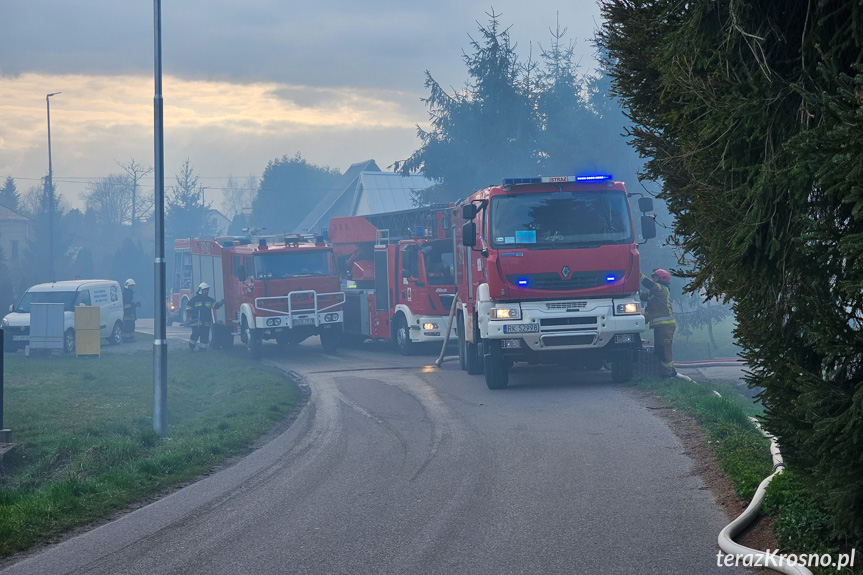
394, 315, 413, 356
109, 321, 122, 345
483, 339, 509, 389
457, 314, 467, 371
320, 327, 340, 353
63, 328, 76, 354
465, 324, 483, 375
611, 351, 634, 383
243, 318, 262, 359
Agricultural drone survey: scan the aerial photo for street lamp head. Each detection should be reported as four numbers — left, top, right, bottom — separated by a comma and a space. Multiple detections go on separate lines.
46, 92, 61, 100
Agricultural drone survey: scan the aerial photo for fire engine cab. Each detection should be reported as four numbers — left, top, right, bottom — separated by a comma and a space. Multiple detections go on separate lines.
329, 206, 457, 354
171, 234, 345, 358
454, 175, 656, 389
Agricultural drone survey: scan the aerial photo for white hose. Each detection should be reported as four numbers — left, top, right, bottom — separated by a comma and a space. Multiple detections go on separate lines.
716, 417, 813, 575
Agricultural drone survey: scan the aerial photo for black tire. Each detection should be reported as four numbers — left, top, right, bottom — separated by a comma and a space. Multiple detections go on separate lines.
483, 339, 509, 389
320, 327, 340, 353
393, 315, 413, 356
243, 318, 262, 359
457, 314, 467, 371
465, 320, 483, 375
109, 321, 122, 345
63, 328, 76, 354
611, 350, 634, 382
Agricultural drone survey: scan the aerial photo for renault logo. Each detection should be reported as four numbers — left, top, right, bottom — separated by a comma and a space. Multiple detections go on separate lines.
561, 266, 571, 278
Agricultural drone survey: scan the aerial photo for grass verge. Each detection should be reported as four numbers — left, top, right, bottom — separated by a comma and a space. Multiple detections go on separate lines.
0, 346, 300, 558
635, 374, 862, 574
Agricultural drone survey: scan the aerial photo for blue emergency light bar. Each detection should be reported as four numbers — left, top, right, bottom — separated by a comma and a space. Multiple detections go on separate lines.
503, 174, 613, 185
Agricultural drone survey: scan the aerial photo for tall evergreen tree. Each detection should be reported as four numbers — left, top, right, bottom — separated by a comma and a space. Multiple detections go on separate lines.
397, 10, 538, 199
599, 0, 863, 544
166, 159, 211, 243
0, 176, 19, 211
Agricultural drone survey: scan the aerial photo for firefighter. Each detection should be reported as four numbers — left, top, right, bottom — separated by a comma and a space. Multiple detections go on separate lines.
121, 278, 141, 343
186, 282, 224, 351
640, 268, 677, 377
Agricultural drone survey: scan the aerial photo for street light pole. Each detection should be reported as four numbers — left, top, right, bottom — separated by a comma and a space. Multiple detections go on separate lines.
153, 0, 168, 436
46, 91, 61, 282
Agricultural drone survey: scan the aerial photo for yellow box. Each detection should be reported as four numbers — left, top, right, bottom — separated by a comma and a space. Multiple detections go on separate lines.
74, 306, 100, 331
75, 306, 101, 357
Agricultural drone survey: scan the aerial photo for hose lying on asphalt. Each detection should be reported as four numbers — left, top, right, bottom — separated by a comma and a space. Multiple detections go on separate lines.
716, 415, 813, 575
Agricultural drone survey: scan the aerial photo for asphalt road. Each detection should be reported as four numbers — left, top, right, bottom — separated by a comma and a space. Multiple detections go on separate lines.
2, 334, 748, 575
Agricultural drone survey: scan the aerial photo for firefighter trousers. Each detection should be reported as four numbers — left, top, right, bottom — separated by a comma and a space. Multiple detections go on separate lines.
653, 323, 676, 377
189, 324, 211, 351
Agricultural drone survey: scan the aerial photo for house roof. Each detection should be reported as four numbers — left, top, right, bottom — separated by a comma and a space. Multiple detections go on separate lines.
294, 160, 435, 233
0, 203, 30, 222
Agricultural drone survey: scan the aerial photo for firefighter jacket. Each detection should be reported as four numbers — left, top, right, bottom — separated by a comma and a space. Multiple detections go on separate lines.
640, 274, 676, 329
186, 293, 224, 327
122, 287, 137, 321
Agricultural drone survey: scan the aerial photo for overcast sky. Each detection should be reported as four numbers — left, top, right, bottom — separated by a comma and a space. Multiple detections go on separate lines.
0, 1, 603, 212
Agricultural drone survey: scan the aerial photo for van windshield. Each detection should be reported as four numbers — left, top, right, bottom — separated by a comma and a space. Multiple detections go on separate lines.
15, 291, 78, 313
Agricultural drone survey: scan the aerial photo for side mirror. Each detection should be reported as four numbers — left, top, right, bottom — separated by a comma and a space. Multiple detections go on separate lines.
640, 215, 657, 240
462, 222, 477, 247
638, 197, 654, 213
462, 204, 477, 220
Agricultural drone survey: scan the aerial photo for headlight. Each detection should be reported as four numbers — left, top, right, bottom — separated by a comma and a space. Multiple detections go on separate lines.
490, 307, 521, 320
266, 317, 281, 326
614, 302, 641, 315
423, 322, 438, 330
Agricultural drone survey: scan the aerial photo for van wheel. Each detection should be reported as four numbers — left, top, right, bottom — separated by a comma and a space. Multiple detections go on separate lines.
64, 328, 76, 354
109, 321, 122, 345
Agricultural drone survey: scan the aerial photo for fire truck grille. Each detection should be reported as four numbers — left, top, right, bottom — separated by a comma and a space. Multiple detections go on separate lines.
507, 271, 624, 291
540, 317, 597, 327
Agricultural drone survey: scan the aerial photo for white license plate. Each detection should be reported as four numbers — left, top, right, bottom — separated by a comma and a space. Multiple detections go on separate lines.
503, 323, 539, 334
13, 335, 30, 341
293, 318, 315, 326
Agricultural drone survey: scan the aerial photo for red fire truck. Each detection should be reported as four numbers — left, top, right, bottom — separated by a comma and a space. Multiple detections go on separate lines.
454, 175, 656, 389
169, 235, 345, 357
167, 239, 193, 326
328, 206, 457, 354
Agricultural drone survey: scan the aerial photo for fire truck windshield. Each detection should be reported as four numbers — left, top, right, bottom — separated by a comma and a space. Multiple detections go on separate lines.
254, 251, 333, 279
490, 190, 632, 248
420, 242, 454, 286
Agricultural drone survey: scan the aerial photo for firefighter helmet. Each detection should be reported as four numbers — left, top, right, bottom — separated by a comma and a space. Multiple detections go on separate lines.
652, 269, 671, 285
124, 278, 136, 289
197, 282, 210, 293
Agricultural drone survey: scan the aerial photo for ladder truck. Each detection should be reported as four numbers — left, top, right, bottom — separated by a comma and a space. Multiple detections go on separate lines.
328, 206, 457, 354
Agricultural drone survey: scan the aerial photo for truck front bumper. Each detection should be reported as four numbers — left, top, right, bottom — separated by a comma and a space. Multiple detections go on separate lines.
480, 299, 643, 352
408, 315, 458, 343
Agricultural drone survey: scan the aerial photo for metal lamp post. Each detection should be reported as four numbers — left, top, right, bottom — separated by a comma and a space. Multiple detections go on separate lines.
46, 91, 61, 282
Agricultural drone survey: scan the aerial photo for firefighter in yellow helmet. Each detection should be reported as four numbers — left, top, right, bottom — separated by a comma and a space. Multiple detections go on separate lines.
186, 282, 224, 351
640, 268, 677, 377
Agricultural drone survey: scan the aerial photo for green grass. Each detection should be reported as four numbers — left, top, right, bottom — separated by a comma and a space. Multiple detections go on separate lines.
0, 346, 299, 557
635, 375, 771, 500
635, 375, 862, 573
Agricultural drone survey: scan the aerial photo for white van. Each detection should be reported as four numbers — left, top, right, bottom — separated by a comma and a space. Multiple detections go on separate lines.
2, 280, 124, 353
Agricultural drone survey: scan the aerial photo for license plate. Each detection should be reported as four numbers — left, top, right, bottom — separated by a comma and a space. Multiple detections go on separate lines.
13, 335, 30, 341
293, 318, 315, 326
503, 323, 539, 334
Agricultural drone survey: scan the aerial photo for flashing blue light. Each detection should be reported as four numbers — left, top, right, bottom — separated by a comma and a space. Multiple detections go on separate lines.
577, 174, 613, 182
518, 279, 529, 286
606, 275, 617, 283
